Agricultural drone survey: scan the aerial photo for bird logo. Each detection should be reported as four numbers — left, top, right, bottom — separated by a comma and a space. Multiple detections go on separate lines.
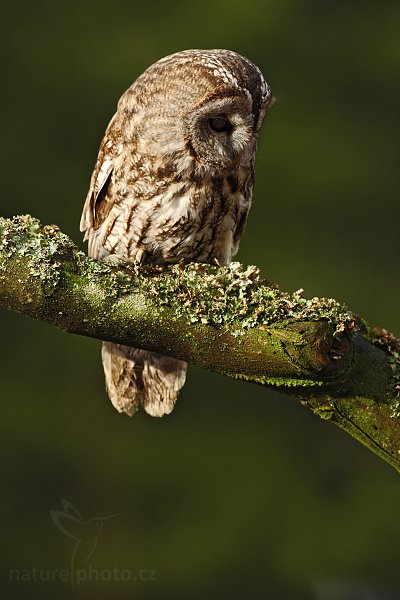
50, 498, 122, 582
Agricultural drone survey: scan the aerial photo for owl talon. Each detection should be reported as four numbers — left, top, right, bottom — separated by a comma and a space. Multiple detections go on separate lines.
133, 249, 145, 264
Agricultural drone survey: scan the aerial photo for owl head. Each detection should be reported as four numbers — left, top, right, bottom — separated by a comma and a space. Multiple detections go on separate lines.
117, 49, 274, 175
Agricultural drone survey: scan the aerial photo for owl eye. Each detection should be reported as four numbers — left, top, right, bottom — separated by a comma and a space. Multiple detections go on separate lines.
208, 117, 232, 133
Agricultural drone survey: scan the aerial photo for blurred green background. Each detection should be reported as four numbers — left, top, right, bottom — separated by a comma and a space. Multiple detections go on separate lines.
1, 0, 400, 598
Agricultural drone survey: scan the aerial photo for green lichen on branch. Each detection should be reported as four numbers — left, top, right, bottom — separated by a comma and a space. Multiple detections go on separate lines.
0, 215, 357, 337
0, 215, 76, 292
129, 261, 358, 336
1, 214, 400, 473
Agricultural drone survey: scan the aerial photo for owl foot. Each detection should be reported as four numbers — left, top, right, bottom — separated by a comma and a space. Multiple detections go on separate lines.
101, 250, 146, 271
101, 253, 135, 271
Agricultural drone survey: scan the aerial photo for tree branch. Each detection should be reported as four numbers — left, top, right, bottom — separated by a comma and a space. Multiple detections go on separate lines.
1, 215, 399, 473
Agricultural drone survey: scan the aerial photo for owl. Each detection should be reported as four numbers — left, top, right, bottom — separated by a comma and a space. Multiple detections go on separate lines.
80, 49, 273, 417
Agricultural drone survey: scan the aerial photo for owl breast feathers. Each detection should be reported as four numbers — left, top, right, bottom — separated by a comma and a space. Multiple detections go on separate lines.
81, 49, 273, 417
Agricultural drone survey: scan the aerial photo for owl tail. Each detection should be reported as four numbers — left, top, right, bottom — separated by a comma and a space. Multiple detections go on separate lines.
101, 342, 187, 417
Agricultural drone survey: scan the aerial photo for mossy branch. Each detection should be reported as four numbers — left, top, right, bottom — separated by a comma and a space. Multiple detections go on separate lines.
1, 215, 400, 473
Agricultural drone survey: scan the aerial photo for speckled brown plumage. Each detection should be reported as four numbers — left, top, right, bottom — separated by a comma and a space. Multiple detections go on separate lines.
80, 49, 273, 417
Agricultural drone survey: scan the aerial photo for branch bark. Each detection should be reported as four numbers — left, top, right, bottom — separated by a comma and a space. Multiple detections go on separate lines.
1, 215, 399, 473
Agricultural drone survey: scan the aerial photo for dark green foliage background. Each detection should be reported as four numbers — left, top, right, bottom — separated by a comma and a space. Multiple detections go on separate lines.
1, 1, 400, 598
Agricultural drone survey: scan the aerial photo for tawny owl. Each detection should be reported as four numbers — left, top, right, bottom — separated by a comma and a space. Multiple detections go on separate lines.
80, 49, 273, 418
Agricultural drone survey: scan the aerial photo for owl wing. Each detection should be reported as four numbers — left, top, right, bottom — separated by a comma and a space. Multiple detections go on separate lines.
80, 113, 122, 258
81, 113, 187, 418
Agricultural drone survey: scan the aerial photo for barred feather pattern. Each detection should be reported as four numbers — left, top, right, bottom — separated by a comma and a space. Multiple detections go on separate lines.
81, 49, 273, 417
